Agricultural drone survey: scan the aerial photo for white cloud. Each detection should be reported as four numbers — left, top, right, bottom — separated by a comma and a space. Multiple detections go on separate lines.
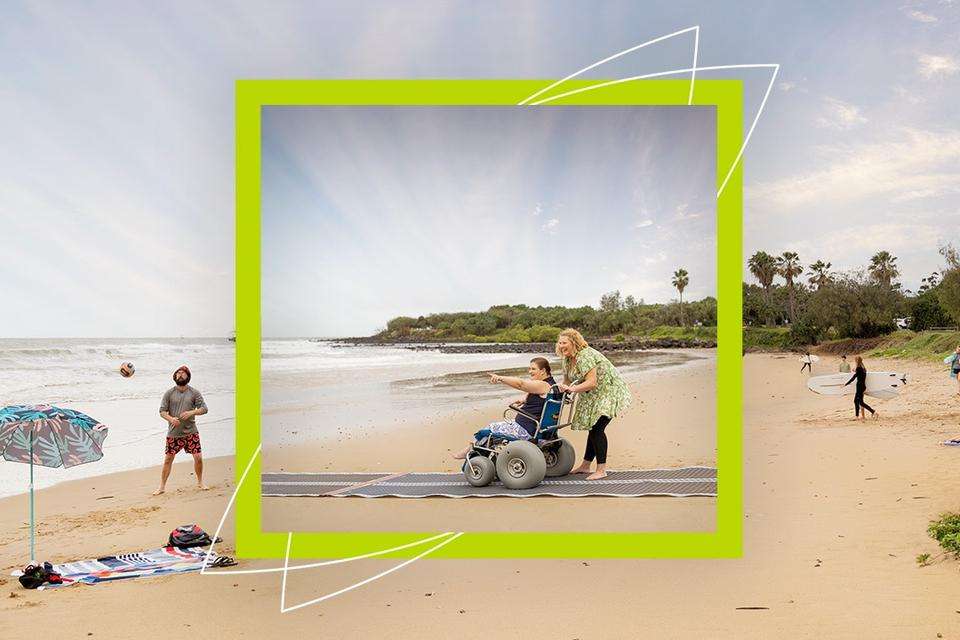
635, 219, 654, 228
815, 97, 868, 130
892, 84, 925, 104
904, 8, 939, 22
789, 223, 942, 264
747, 128, 960, 210
779, 81, 797, 92
542, 218, 560, 233
643, 251, 668, 266
532, 202, 543, 216
672, 203, 702, 220
918, 53, 959, 78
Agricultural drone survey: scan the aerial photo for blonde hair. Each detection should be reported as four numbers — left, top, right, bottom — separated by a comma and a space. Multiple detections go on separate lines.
556, 329, 589, 382
555, 328, 589, 357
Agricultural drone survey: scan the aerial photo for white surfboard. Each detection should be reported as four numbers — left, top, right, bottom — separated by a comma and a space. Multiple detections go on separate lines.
807, 371, 907, 400
799, 355, 820, 363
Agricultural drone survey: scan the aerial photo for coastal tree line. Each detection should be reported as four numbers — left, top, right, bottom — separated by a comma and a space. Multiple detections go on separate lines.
378, 267, 715, 342
744, 246, 960, 343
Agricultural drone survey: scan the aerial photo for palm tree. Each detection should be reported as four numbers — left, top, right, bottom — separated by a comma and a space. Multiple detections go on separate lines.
807, 260, 833, 290
918, 271, 941, 294
748, 251, 778, 325
869, 251, 899, 288
776, 252, 803, 324
672, 268, 689, 326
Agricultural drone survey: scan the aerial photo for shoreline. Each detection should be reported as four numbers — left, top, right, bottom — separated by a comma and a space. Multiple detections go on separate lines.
326, 337, 718, 353
262, 348, 715, 457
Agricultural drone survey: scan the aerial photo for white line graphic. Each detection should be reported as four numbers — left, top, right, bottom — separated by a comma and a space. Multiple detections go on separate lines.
689, 26, 700, 105
199, 444, 462, 576
517, 26, 700, 106
280, 531, 464, 613
524, 63, 780, 198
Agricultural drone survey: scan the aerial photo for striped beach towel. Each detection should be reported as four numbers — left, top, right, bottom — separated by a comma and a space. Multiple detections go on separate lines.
12, 546, 225, 588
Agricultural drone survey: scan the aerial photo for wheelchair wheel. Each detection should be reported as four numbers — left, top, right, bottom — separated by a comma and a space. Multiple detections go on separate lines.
463, 455, 495, 487
495, 441, 546, 490
543, 438, 576, 477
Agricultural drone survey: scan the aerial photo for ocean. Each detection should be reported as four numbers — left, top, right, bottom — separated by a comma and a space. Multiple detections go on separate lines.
0, 338, 706, 496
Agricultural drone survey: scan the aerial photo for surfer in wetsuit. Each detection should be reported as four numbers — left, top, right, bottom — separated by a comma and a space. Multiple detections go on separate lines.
844, 355, 877, 421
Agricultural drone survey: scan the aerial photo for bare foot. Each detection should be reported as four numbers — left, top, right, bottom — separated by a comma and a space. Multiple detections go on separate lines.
198, 485, 210, 491
586, 471, 608, 480
152, 488, 165, 495
452, 452, 466, 460
569, 465, 592, 475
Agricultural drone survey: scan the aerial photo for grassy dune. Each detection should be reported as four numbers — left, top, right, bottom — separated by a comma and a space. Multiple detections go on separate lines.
866, 330, 960, 361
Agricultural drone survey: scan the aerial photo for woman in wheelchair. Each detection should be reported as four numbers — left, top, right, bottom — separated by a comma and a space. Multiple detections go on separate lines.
452, 357, 558, 460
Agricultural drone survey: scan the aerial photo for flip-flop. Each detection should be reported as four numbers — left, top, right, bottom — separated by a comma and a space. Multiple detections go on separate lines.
940, 439, 960, 447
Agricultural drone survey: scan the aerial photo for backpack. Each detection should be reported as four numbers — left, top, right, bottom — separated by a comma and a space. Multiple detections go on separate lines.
168, 524, 220, 549
18, 562, 62, 589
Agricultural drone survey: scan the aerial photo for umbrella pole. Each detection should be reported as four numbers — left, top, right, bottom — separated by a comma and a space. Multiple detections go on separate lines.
29, 427, 35, 563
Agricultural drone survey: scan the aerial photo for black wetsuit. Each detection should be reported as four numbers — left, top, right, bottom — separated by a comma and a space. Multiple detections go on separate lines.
845, 365, 874, 417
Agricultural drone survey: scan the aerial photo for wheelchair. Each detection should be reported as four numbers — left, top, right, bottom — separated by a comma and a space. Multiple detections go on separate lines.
462, 383, 579, 489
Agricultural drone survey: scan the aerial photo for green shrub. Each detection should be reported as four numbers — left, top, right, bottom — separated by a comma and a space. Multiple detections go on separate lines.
928, 512, 960, 557
527, 325, 563, 343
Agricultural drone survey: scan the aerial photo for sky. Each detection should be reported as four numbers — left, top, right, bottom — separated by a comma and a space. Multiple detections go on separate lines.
1, 0, 958, 337
261, 107, 716, 337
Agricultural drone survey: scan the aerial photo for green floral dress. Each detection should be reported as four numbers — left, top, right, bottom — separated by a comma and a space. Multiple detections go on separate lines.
563, 346, 632, 430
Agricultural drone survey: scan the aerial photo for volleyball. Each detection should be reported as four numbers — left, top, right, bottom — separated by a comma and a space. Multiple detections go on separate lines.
120, 362, 136, 378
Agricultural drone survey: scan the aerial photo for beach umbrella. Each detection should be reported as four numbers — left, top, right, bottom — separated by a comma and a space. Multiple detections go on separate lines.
0, 405, 109, 561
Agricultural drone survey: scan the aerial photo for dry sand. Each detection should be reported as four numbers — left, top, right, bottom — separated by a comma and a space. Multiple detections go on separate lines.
3, 352, 960, 639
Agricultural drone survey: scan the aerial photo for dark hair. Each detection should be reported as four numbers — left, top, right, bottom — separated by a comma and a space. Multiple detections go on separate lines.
530, 357, 551, 375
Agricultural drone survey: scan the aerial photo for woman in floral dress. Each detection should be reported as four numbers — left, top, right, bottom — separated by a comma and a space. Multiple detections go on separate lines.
556, 328, 632, 480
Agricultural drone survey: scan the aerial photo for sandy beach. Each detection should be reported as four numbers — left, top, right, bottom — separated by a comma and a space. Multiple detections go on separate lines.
262, 350, 716, 533
3, 352, 960, 638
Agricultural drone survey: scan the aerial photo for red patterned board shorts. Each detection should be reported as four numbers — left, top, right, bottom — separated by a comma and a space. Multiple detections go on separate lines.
165, 432, 202, 455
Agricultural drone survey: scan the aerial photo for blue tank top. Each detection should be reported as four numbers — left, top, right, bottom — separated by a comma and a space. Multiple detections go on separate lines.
515, 376, 558, 437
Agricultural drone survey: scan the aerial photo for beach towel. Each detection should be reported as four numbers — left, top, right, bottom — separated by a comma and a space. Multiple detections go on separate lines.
11, 545, 232, 588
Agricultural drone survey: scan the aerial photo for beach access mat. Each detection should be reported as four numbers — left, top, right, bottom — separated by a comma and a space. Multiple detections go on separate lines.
12, 546, 220, 588
261, 467, 717, 498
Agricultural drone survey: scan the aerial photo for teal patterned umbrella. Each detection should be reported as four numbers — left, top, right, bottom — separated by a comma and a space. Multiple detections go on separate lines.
0, 405, 109, 561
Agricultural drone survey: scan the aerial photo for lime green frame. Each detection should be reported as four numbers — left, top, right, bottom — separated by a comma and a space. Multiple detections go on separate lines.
236, 79, 743, 559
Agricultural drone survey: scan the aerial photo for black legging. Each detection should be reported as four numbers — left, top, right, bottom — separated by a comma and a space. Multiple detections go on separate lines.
583, 416, 612, 464
800, 362, 811, 373
854, 389, 874, 417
